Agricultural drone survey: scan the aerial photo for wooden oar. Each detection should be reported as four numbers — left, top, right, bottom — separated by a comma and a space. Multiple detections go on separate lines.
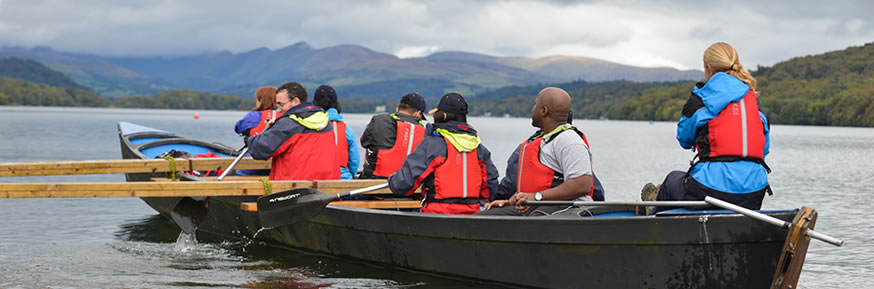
0, 158, 271, 177
257, 183, 389, 228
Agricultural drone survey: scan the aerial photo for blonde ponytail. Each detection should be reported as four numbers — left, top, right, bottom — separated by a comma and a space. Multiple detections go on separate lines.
704, 42, 757, 92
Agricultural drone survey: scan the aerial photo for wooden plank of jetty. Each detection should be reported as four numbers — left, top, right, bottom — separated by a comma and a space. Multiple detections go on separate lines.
0, 158, 271, 177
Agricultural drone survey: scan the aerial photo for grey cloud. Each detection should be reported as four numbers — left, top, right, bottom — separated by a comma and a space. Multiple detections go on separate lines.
0, 0, 873, 70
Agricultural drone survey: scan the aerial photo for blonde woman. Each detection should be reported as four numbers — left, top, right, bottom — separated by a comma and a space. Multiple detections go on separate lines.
652, 42, 771, 213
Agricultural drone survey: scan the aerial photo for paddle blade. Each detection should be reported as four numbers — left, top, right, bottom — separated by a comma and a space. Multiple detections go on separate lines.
257, 188, 337, 228
170, 197, 209, 234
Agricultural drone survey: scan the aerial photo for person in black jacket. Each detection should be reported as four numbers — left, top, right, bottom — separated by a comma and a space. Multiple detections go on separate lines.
358, 92, 428, 179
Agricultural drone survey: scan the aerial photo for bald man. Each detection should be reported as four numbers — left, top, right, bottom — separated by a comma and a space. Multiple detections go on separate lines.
478, 87, 603, 216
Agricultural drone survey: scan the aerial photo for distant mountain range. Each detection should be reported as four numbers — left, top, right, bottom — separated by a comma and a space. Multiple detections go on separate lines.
0, 42, 701, 98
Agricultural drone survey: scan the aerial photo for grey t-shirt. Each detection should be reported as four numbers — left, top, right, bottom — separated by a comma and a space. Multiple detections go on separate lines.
539, 126, 594, 201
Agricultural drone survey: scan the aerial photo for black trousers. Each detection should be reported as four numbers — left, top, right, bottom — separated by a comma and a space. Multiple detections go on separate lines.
654, 170, 766, 213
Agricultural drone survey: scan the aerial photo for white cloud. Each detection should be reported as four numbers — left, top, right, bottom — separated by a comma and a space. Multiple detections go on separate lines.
395, 45, 441, 58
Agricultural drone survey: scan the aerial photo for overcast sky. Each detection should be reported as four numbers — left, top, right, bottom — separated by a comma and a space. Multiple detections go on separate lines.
1, 0, 872, 70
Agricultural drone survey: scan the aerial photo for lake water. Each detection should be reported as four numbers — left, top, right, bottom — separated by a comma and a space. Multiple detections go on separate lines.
1, 106, 872, 288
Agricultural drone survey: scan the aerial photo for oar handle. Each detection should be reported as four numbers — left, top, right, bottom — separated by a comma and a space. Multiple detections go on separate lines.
216, 146, 249, 181
704, 197, 844, 247
337, 183, 390, 199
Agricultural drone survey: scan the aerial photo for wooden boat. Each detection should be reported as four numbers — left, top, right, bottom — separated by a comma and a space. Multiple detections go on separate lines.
118, 121, 812, 289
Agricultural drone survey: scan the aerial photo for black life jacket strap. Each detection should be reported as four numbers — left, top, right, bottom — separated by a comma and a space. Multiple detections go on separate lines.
692, 154, 772, 174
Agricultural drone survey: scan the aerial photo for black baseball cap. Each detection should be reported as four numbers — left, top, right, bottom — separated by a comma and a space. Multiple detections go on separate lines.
314, 84, 337, 102
429, 92, 468, 116
400, 92, 427, 120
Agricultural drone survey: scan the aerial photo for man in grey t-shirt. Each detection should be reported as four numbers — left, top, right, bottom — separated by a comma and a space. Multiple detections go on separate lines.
478, 87, 597, 216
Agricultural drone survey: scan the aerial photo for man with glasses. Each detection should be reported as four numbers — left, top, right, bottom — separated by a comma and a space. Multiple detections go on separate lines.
248, 82, 340, 180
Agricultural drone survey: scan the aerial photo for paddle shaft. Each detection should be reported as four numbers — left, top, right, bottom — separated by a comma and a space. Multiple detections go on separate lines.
216, 146, 249, 181
704, 197, 843, 247
335, 183, 390, 200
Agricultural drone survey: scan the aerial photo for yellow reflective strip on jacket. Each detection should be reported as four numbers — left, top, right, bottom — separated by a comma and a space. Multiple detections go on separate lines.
435, 128, 481, 152
540, 124, 574, 139
391, 112, 426, 127
289, 112, 329, 130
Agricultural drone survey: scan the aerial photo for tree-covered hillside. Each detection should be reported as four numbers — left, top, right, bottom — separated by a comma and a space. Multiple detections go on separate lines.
470, 42, 874, 127
0, 58, 90, 90
0, 76, 107, 106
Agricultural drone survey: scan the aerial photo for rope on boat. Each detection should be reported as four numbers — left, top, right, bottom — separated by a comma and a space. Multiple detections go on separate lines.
260, 177, 272, 195
163, 155, 177, 181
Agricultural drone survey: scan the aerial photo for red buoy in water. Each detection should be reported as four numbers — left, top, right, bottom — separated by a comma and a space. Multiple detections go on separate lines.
193, 113, 200, 120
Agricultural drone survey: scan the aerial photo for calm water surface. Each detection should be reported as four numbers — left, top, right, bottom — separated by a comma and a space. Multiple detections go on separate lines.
1, 106, 871, 288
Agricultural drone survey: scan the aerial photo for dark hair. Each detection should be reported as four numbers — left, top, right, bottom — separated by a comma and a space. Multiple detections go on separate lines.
252, 86, 277, 111
313, 84, 341, 113
277, 82, 308, 102
434, 111, 466, 123
397, 102, 415, 112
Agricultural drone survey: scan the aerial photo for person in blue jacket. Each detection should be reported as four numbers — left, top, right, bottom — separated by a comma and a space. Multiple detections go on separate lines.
313, 84, 360, 180
650, 42, 771, 213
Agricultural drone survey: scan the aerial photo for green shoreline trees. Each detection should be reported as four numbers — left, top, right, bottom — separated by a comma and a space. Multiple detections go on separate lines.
2, 42, 873, 127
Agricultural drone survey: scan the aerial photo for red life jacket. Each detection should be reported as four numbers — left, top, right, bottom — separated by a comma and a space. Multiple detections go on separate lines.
424, 138, 487, 215
331, 120, 349, 169
268, 114, 340, 181
249, 110, 276, 137
186, 151, 225, 177
517, 126, 593, 198
372, 119, 425, 177
696, 90, 766, 164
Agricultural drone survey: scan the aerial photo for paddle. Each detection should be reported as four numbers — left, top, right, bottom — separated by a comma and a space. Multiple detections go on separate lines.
704, 196, 844, 247
173, 145, 249, 234
257, 183, 389, 228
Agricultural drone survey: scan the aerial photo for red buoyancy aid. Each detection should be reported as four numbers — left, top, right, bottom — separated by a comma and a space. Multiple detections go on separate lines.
331, 120, 349, 169
698, 90, 766, 162
373, 120, 426, 177
426, 138, 486, 215
517, 127, 593, 198
269, 128, 339, 181
249, 110, 276, 137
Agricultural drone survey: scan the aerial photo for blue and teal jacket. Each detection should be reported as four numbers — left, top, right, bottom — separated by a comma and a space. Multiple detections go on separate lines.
326, 108, 360, 179
677, 72, 770, 194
